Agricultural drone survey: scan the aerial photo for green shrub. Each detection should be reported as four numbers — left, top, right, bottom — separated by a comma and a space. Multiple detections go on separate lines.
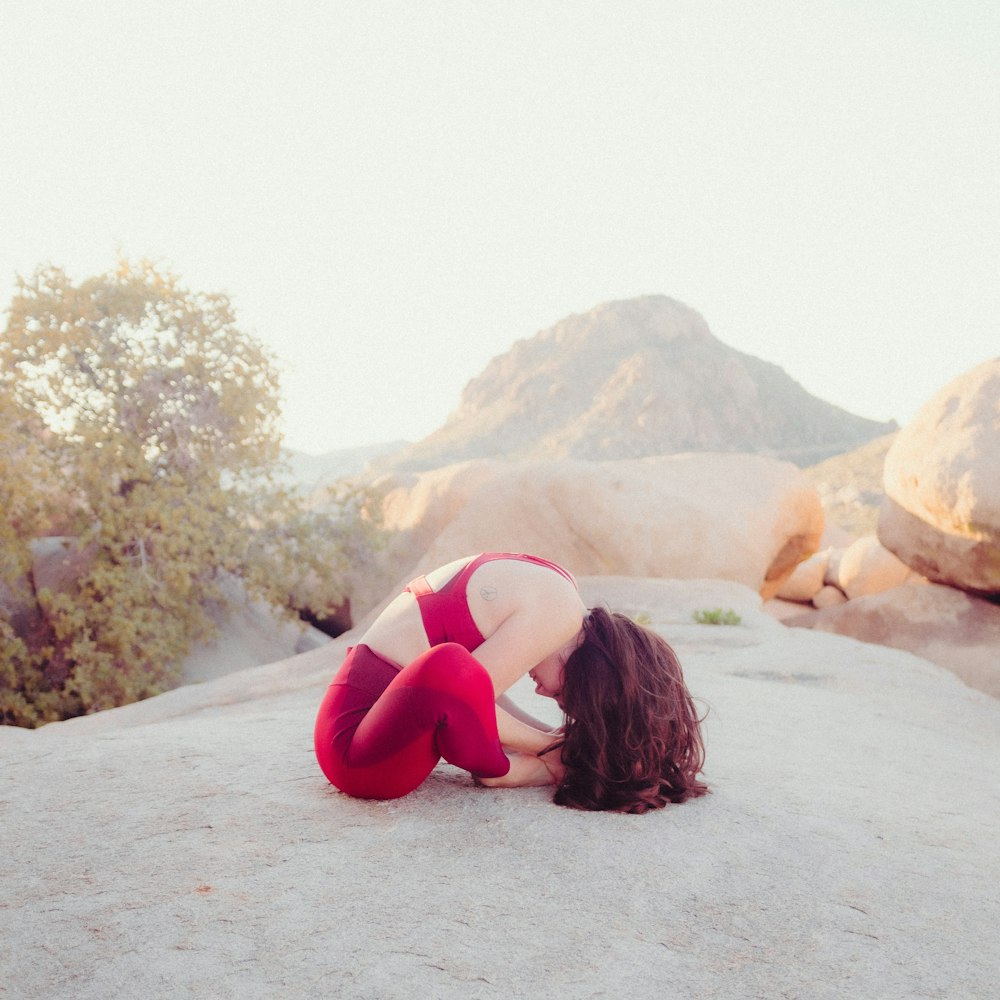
0, 260, 381, 726
692, 607, 742, 626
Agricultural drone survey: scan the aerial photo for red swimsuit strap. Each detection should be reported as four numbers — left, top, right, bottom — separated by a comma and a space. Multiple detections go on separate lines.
405, 553, 577, 652
442, 552, 576, 592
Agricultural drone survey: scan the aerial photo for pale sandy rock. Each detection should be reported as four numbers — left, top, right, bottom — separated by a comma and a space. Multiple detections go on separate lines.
879, 357, 1000, 593
180, 574, 329, 685
375, 454, 824, 604
812, 584, 848, 609
351, 459, 509, 613
2, 579, 998, 999
837, 534, 914, 599
23, 541, 328, 688
578, 576, 767, 628
789, 582, 1000, 699
823, 546, 843, 586
762, 597, 812, 622
804, 432, 898, 537
819, 521, 855, 549
777, 550, 829, 602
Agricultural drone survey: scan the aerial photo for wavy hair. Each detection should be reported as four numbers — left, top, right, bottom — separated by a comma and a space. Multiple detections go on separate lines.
549, 607, 708, 814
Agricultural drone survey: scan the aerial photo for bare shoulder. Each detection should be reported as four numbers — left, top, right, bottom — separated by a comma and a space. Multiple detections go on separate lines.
467, 557, 585, 636
466, 558, 586, 695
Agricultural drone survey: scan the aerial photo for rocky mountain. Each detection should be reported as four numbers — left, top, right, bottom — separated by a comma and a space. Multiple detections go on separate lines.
380, 296, 896, 472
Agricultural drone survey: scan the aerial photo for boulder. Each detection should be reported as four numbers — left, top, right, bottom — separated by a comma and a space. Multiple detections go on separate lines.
818, 521, 855, 549
879, 357, 1000, 594
788, 582, 1000, 699
23, 539, 327, 687
777, 550, 829, 603
836, 534, 915, 599
179, 573, 329, 685
375, 454, 824, 602
761, 596, 810, 622
812, 584, 848, 609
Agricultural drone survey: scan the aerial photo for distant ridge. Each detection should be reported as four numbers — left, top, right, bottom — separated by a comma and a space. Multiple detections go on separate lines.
281, 440, 409, 490
378, 296, 896, 472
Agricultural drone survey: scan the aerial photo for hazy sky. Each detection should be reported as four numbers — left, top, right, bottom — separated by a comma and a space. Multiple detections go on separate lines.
2, 1, 997, 455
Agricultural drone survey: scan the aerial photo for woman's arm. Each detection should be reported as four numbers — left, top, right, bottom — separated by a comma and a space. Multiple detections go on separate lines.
495, 704, 559, 755
472, 583, 584, 697
475, 750, 563, 788
495, 693, 558, 732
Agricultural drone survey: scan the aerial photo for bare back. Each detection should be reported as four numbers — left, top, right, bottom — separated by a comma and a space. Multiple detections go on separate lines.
359, 554, 586, 697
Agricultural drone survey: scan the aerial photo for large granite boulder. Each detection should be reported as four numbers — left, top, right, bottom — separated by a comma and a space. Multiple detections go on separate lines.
836, 534, 916, 599
179, 573, 329, 684
777, 549, 830, 602
879, 357, 1000, 594
374, 454, 824, 603
788, 582, 1000, 699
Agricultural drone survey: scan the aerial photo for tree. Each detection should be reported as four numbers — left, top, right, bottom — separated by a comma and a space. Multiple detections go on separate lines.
0, 386, 54, 725
0, 260, 379, 726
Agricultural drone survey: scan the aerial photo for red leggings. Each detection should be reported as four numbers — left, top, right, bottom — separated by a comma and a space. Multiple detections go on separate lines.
313, 642, 511, 800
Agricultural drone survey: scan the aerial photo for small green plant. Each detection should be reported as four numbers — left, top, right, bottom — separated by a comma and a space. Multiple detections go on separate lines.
692, 607, 742, 626
632, 612, 652, 626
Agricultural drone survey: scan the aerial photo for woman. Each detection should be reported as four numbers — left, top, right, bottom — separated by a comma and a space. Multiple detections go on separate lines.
313, 552, 707, 813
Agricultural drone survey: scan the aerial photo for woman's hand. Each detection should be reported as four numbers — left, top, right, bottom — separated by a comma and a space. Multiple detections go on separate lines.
474, 752, 558, 788
536, 744, 566, 784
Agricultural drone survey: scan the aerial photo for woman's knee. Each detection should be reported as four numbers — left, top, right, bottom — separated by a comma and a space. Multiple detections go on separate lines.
407, 642, 492, 693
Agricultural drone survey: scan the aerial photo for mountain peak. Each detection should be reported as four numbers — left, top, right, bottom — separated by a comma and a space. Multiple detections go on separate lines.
383, 297, 894, 472
541, 295, 714, 349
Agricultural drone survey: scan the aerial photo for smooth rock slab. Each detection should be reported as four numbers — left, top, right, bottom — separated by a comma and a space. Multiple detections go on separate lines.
788, 581, 1000, 700
2, 580, 998, 999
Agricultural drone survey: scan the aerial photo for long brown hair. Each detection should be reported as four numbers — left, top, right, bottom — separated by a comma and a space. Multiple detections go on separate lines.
551, 607, 708, 814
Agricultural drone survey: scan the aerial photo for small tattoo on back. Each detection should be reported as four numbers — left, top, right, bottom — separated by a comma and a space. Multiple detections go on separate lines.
480, 586, 498, 601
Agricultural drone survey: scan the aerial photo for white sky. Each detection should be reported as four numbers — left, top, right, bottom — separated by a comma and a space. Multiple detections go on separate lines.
2, 1, 997, 455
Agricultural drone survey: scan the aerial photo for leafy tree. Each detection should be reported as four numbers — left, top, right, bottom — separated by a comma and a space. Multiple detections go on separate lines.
0, 387, 55, 725
0, 260, 379, 726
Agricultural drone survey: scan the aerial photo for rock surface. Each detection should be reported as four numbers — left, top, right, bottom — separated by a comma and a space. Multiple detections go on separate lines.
803, 432, 897, 536
836, 534, 915, 600
380, 296, 895, 473
777, 549, 830, 602
3, 578, 997, 1000
179, 574, 329, 685
879, 357, 1000, 594
812, 584, 849, 609
788, 581, 1000, 699
374, 455, 824, 604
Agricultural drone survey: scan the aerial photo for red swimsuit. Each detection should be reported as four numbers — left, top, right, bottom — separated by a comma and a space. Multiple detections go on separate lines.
404, 552, 577, 649
313, 552, 576, 800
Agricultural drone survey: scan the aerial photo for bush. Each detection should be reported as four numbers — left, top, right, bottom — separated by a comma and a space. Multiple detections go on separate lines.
692, 607, 742, 626
0, 260, 379, 726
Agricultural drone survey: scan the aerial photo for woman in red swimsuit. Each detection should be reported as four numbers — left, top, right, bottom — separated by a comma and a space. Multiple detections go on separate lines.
313, 552, 707, 813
